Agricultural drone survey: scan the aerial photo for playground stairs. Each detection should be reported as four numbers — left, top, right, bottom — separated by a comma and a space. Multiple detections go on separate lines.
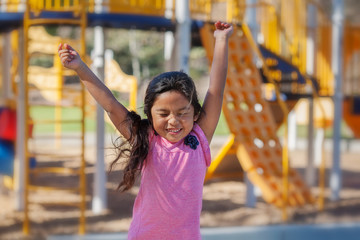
200, 23, 314, 209
22, 1, 88, 235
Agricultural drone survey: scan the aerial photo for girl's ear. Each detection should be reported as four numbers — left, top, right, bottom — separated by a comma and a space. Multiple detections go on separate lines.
193, 113, 200, 122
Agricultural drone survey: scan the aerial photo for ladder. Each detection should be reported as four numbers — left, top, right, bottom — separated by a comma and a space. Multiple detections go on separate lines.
200, 23, 314, 218
23, 0, 87, 235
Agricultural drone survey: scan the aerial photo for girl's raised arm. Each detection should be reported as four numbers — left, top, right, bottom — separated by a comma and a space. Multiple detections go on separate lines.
198, 21, 233, 143
58, 43, 131, 139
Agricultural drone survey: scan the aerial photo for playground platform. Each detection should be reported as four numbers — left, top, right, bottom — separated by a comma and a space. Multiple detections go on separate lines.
48, 222, 360, 240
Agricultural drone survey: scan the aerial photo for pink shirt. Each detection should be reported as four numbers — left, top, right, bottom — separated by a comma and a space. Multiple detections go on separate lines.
128, 124, 211, 240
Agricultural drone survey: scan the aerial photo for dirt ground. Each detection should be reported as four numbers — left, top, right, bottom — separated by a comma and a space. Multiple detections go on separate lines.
1, 137, 360, 240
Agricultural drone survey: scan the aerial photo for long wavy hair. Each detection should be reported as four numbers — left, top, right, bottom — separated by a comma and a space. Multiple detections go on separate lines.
110, 71, 203, 192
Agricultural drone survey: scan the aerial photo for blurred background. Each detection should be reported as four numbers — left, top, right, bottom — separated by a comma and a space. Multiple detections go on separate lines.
0, 0, 360, 239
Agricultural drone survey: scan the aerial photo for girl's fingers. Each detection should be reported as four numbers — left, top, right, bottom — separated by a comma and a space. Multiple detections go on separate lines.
59, 50, 75, 62
59, 54, 70, 62
60, 56, 69, 64
215, 21, 231, 30
64, 43, 76, 52
215, 21, 222, 29
58, 43, 77, 55
58, 50, 68, 59
58, 43, 63, 52
61, 54, 73, 62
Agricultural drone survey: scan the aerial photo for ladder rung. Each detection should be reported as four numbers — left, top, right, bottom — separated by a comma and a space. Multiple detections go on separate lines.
29, 119, 83, 124
29, 86, 83, 92
30, 152, 83, 159
28, 200, 81, 208
29, 167, 81, 175
32, 135, 83, 140
26, 18, 82, 26
28, 102, 83, 108
28, 185, 80, 192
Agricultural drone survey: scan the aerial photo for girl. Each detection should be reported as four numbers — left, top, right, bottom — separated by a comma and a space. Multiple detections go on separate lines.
58, 21, 233, 239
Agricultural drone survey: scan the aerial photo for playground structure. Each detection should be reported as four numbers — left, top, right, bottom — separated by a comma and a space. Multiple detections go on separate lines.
202, 23, 314, 210
0, 0, 359, 236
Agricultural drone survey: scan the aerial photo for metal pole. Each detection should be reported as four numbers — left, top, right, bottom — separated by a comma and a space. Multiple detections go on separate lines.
330, 0, 344, 201
0, 0, 6, 12
91, 26, 107, 213
164, 0, 175, 71
305, 3, 317, 187
306, 98, 315, 186
244, 0, 258, 208
288, 110, 297, 150
15, 29, 25, 211
175, 0, 190, 73
2, 32, 12, 100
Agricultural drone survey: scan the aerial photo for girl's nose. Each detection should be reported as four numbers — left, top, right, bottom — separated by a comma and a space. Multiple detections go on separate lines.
168, 115, 179, 125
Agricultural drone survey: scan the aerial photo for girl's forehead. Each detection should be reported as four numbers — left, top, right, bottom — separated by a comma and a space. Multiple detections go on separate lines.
152, 91, 192, 110
155, 90, 188, 101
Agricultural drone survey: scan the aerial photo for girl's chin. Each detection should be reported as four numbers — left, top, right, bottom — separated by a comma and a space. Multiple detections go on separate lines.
164, 131, 185, 142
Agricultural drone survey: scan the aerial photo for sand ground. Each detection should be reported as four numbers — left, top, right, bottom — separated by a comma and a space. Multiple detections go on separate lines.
1, 136, 360, 240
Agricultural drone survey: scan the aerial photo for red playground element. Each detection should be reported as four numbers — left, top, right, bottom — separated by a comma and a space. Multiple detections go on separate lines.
0, 108, 16, 141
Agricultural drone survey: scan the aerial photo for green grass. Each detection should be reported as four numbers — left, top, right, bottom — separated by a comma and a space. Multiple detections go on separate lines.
214, 111, 230, 135
32, 105, 354, 139
31, 105, 231, 135
30, 106, 96, 133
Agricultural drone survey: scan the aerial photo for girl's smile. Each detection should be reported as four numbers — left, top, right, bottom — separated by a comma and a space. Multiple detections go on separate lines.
151, 91, 198, 143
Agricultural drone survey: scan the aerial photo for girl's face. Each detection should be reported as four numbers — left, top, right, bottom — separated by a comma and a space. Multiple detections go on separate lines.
150, 90, 198, 143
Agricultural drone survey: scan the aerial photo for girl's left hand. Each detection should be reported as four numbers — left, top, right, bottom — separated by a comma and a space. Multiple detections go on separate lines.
58, 43, 83, 70
214, 21, 233, 39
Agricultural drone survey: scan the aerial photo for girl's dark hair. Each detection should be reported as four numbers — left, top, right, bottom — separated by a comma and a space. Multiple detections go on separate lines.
110, 71, 202, 192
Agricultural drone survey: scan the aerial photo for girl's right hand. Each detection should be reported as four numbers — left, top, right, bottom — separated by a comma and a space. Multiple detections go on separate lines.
58, 43, 82, 70
214, 21, 233, 39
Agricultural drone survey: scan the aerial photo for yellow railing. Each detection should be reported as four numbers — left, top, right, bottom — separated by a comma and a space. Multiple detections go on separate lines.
189, 0, 246, 22
0, 0, 22, 12
104, 0, 167, 15
302, 1, 334, 96
189, 0, 212, 20
254, 0, 307, 73
251, 0, 334, 97
28, 0, 84, 12
1, 0, 246, 22
1, 0, 168, 16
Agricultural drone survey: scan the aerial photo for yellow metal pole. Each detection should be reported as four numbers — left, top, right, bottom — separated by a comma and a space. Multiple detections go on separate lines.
205, 134, 235, 182
318, 124, 326, 211
130, 77, 137, 111
281, 117, 289, 221
11, 31, 19, 95
305, 70, 328, 210
205, 0, 211, 22
79, 0, 87, 234
227, 0, 233, 23
55, 54, 63, 148
22, 3, 30, 235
